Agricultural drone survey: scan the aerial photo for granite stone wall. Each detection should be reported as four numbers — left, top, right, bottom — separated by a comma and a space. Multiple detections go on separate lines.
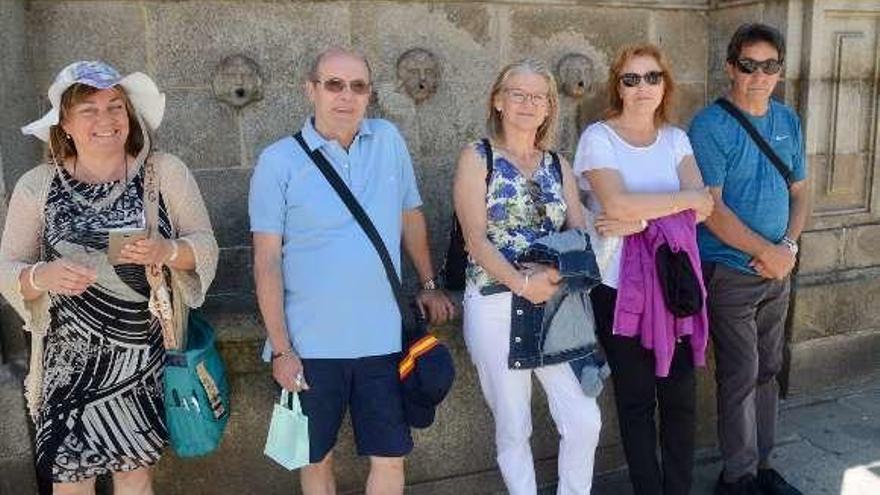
0, 1, 878, 492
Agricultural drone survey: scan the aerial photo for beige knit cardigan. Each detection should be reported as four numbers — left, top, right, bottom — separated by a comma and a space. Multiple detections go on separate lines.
0, 152, 219, 419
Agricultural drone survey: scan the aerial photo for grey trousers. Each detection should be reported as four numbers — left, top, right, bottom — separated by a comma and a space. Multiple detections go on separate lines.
703, 262, 791, 482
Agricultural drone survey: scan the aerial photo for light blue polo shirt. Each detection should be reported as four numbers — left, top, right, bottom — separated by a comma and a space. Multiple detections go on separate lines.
688, 99, 806, 275
249, 118, 422, 359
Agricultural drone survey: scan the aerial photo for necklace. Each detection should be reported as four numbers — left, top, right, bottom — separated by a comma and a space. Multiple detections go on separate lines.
56, 155, 130, 212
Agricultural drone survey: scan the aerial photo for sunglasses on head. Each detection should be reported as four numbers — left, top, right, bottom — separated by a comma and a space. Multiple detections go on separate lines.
619, 71, 664, 88
734, 58, 782, 75
312, 77, 371, 95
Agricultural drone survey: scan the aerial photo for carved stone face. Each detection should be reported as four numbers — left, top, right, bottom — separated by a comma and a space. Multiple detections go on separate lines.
397, 48, 440, 104
212, 55, 263, 108
557, 53, 594, 98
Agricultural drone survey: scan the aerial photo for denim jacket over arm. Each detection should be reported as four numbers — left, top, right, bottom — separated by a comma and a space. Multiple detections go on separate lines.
614, 210, 708, 377
510, 229, 610, 397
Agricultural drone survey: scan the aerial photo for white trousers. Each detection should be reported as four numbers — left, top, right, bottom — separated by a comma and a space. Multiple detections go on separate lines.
463, 290, 602, 495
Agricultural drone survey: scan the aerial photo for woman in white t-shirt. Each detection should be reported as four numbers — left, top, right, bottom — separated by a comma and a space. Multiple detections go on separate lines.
572, 44, 713, 495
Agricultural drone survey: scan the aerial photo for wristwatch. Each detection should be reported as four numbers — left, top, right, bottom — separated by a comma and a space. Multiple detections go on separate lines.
780, 236, 799, 255
422, 278, 438, 291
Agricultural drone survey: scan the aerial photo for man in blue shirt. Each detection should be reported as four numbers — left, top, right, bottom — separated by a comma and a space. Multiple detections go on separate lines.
249, 48, 455, 495
689, 24, 809, 495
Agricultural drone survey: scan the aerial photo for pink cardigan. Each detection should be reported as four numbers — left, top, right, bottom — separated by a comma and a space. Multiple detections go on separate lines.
613, 210, 708, 377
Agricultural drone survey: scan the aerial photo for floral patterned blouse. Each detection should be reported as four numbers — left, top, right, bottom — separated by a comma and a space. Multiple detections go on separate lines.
466, 140, 567, 292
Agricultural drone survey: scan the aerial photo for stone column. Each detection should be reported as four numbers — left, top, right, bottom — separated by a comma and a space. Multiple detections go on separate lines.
787, 0, 880, 395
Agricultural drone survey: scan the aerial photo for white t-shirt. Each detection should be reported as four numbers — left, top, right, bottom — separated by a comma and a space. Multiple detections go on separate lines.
573, 121, 694, 288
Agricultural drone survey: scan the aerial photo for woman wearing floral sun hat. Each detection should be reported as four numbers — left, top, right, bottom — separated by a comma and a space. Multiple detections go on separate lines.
0, 61, 218, 494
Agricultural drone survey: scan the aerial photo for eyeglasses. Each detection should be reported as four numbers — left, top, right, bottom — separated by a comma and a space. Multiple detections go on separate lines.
619, 71, 664, 88
526, 180, 547, 223
312, 77, 371, 95
734, 58, 783, 75
504, 89, 549, 106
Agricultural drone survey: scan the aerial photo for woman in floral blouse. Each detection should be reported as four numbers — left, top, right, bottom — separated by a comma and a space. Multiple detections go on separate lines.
452, 59, 601, 495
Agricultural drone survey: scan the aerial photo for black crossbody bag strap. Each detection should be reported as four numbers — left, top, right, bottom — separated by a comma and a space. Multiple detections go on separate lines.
292, 132, 407, 317
715, 98, 793, 188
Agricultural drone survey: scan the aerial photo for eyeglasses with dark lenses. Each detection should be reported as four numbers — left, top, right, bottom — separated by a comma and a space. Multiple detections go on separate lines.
526, 180, 547, 223
734, 58, 782, 75
619, 71, 664, 88
312, 77, 371, 95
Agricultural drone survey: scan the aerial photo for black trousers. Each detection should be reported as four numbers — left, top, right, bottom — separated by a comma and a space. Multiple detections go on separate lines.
591, 284, 696, 495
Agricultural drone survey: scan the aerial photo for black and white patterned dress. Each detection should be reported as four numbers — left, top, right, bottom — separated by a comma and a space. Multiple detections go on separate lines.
36, 165, 172, 482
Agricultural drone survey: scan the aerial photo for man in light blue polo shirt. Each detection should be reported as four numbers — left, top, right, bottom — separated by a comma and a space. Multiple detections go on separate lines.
689, 24, 809, 495
249, 47, 454, 495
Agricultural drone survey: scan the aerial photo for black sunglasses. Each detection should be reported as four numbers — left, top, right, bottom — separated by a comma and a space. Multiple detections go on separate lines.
619, 71, 664, 88
734, 58, 783, 75
312, 77, 371, 95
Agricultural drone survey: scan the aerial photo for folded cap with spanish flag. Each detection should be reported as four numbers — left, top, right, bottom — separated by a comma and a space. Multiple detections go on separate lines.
399, 332, 455, 429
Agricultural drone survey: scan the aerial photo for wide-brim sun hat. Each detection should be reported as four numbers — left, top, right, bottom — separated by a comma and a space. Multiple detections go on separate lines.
21, 60, 165, 142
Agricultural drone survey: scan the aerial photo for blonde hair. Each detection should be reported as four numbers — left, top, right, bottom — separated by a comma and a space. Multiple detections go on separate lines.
47, 84, 146, 163
605, 44, 677, 125
486, 59, 560, 150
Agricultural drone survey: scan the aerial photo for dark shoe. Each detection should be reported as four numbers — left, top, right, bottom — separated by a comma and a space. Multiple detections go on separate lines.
715, 472, 760, 495
757, 468, 803, 495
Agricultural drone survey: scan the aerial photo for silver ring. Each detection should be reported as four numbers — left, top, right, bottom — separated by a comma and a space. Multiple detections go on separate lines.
294, 373, 304, 387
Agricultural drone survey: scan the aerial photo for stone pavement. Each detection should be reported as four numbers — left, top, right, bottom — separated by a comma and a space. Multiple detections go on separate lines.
556, 371, 880, 495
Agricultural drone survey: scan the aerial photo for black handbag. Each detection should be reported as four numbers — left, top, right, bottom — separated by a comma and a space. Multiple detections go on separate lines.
439, 138, 494, 290
292, 132, 453, 373
655, 243, 703, 317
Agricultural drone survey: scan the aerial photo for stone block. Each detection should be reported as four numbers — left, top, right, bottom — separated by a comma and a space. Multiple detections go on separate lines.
147, 2, 350, 88
157, 89, 240, 170
0, 0, 41, 193
791, 273, 880, 342
798, 229, 843, 274
193, 168, 252, 249
350, 3, 499, 89
788, 330, 880, 397
510, 6, 651, 61
844, 224, 880, 268
210, 246, 254, 301
27, 1, 148, 89
675, 82, 708, 129
240, 84, 312, 168
651, 10, 709, 84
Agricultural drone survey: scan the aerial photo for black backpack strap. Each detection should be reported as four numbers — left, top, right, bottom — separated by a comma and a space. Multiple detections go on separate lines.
292, 132, 407, 317
480, 138, 494, 185
715, 98, 793, 188
548, 150, 563, 185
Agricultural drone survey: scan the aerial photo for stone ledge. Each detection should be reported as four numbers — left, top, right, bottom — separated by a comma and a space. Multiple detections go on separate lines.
788, 329, 880, 397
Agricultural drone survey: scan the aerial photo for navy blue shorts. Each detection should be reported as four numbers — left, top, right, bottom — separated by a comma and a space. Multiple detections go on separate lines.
298, 353, 412, 463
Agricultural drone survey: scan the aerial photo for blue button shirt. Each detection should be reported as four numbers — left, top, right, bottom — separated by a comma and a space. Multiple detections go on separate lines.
688, 99, 806, 274
249, 118, 422, 359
